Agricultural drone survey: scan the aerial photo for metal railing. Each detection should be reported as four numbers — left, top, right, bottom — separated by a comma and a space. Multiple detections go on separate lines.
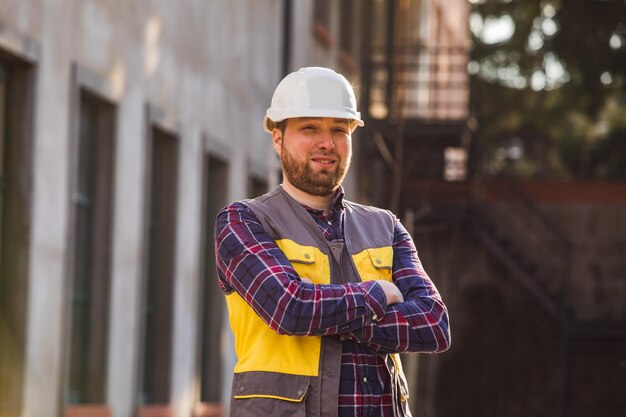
365, 44, 469, 121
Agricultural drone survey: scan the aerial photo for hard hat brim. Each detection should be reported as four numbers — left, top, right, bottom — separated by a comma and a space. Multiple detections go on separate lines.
263, 113, 364, 133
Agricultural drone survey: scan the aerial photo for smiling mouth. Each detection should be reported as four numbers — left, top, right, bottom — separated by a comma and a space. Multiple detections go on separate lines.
310, 154, 337, 166
311, 158, 336, 166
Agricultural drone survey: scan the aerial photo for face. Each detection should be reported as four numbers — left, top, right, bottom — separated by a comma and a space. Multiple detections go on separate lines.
273, 117, 353, 197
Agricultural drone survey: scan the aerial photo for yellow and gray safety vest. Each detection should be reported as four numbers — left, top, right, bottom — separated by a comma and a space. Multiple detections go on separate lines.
226, 186, 411, 417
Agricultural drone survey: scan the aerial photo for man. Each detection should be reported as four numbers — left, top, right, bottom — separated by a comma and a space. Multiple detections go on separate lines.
215, 67, 450, 417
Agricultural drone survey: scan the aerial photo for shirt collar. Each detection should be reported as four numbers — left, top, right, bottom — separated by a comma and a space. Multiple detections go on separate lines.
302, 186, 345, 215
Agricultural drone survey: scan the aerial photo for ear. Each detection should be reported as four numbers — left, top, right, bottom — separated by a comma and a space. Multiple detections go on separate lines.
349, 120, 359, 134
272, 128, 283, 156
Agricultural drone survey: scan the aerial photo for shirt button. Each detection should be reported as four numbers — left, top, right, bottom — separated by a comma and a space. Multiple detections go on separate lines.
363, 377, 368, 383
372, 314, 378, 321
327, 220, 332, 225
296, 389, 303, 397
239, 386, 245, 392
327, 371, 333, 377
375, 259, 382, 264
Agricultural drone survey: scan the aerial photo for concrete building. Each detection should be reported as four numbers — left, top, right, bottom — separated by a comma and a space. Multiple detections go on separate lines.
0, 2, 284, 417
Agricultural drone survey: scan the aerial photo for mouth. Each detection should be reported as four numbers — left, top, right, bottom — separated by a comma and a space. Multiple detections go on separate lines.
310, 156, 337, 168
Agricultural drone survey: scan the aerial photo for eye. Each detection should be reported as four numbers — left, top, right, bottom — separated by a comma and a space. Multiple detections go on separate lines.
332, 127, 349, 134
302, 124, 318, 131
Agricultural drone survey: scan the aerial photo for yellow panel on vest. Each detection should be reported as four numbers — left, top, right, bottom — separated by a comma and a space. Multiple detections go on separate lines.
352, 246, 393, 282
227, 293, 321, 376
227, 239, 331, 376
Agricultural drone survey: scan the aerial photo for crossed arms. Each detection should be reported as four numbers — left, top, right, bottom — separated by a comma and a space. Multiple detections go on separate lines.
215, 203, 451, 354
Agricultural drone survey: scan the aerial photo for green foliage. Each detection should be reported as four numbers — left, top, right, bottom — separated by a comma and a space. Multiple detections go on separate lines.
470, 0, 626, 179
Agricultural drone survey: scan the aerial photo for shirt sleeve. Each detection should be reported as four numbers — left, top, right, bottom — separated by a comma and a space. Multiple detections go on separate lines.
215, 202, 388, 337
341, 219, 451, 354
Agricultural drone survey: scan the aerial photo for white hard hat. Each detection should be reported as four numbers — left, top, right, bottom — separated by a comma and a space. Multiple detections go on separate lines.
263, 66, 364, 133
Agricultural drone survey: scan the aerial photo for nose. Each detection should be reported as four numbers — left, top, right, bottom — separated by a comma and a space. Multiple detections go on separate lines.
317, 128, 336, 150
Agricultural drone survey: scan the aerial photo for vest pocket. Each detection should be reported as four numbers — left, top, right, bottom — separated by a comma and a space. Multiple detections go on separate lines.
352, 246, 393, 282
276, 239, 331, 284
232, 371, 311, 417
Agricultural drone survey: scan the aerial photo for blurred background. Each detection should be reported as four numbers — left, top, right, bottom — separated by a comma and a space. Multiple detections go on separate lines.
0, 1, 624, 417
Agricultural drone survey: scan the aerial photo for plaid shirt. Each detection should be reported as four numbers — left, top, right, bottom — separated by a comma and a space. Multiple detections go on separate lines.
215, 189, 450, 417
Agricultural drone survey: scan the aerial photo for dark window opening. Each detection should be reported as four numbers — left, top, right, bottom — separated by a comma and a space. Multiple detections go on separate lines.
140, 127, 179, 404
66, 91, 114, 404
313, 0, 333, 46
248, 176, 268, 198
67, 90, 116, 404
367, 0, 392, 119
340, 0, 357, 71
199, 155, 228, 403
0, 51, 34, 416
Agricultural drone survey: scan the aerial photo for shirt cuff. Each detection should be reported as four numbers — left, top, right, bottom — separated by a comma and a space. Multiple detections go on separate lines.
360, 280, 387, 323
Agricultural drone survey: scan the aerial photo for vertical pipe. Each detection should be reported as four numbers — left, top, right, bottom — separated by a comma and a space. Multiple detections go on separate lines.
358, 0, 374, 203
557, 313, 570, 417
385, 0, 396, 118
360, 0, 373, 122
557, 252, 572, 417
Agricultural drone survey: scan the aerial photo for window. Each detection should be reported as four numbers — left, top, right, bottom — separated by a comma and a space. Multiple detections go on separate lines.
0, 52, 34, 416
367, 0, 392, 119
313, 0, 333, 46
140, 127, 179, 405
444, 147, 468, 181
340, 1, 353, 53
198, 155, 228, 404
339, 0, 358, 70
66, 90, 116, 404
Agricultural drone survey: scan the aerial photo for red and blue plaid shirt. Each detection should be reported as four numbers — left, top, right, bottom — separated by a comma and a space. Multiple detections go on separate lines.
215, 189, 450, 417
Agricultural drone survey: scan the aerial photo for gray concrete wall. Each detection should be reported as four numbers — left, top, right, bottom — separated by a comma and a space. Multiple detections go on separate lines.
0, 1, 283, 417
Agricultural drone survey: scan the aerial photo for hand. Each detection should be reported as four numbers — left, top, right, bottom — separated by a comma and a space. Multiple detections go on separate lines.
300, 277, 403, 305
376, 280, 404, 305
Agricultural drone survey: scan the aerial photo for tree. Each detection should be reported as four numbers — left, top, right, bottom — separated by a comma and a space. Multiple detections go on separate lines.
469, 0, 626, 179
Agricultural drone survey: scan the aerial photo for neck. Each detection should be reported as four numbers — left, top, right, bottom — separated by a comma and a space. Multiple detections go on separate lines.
281, 180, 334, 213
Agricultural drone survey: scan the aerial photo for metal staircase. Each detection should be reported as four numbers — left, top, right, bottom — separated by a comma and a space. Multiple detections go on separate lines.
469, 180, 572, 319
468, 179, 626, 417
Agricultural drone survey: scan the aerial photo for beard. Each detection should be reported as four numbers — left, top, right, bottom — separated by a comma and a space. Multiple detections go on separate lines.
281, 145, 350, 197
